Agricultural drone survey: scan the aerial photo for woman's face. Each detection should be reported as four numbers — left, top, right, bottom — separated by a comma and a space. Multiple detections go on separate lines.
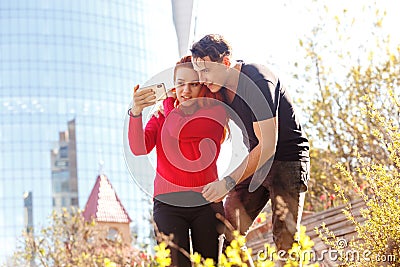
174, 67, 202, 107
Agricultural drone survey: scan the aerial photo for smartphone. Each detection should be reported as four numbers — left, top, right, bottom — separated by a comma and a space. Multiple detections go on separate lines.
138, 83, 167, 102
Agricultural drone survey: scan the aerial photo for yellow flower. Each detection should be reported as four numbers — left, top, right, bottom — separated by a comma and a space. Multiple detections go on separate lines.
191, 252, 201, 264
203, 258, 215, 267
237, 235, 247, 247
230, 239, 239, 249
232, 230, 240, 238
218, 254, 229, 266
154, 242, 171, 267
104, 258, 117, 267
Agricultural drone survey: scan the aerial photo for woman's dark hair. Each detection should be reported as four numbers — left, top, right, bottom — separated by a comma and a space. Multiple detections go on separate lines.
190, 34, 231, 62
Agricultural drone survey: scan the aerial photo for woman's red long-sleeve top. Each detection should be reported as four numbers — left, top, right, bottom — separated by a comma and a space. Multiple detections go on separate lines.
128, 97, 227, 197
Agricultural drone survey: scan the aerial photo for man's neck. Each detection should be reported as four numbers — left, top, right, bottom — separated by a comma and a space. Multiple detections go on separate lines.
224, 61, 242, 104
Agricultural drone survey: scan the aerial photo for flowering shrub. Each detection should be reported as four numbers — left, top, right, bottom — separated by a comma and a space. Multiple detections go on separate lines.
7, 208, 156, 267
188, 226, 318, 267
8, 207, 319, 267
102, 227, 318, 267
316, 93, 400, 266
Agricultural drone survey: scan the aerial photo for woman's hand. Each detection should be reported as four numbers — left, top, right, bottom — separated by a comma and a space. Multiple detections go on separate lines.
130, 84, 156, 116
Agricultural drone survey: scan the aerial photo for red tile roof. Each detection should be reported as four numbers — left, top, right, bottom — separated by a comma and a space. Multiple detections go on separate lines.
83, 174, 132, 223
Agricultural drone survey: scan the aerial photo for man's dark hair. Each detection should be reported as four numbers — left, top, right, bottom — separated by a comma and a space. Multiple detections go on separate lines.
190, 34, 231, 62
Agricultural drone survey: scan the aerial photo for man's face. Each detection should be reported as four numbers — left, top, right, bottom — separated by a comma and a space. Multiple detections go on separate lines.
192, 56, 229, 93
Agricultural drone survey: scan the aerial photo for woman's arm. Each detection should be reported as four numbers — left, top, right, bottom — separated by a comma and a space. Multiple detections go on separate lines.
128, 84, 160, 155
128, 114, 159, 155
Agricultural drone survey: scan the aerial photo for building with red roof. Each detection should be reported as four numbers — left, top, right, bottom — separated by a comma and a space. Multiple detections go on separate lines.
83, 174, 132, 244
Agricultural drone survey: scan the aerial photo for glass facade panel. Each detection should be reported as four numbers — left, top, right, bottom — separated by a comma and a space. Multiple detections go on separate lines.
0, 0, 180, 263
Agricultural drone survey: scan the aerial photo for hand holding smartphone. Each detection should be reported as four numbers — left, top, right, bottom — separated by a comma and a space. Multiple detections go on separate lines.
137, 83, 167, 102
130, 83, 169, 117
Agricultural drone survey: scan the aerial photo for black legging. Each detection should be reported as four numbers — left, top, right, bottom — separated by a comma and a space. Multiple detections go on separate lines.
153, 194, 224, 267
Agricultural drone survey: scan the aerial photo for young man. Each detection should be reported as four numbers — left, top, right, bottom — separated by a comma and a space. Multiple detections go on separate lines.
191, 34, 310, 258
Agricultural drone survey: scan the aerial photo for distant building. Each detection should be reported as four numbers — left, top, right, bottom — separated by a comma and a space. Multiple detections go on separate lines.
83, 174, 132, 245
23, 191, 33, 234
0, 0, 195, 263
51, 119, 79, 210
171, 0, 197, 57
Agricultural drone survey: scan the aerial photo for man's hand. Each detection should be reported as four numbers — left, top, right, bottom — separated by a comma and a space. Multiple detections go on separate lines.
167, 88, 176, 98
202, 180, 228, 203
153, 88, 176, 118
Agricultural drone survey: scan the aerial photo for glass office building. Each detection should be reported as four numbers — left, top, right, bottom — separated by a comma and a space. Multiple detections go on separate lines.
0, 0, 186, 263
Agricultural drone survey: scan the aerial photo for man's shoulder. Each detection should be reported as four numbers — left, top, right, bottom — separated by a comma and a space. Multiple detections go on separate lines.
238, 61, 279, 95
241, 62, 277, 80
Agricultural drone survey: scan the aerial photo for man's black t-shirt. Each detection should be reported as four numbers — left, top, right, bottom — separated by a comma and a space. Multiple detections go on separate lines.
226, 62, 309, 162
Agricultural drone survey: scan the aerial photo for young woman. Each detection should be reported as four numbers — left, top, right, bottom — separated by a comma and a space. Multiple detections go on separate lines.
128, 56, 229, 267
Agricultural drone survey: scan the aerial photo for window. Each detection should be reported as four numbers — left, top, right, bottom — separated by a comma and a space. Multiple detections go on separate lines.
59, 146, 68, 158
107, 227, 120, 241
52, 170, 69, 193
70, 197, 78, 206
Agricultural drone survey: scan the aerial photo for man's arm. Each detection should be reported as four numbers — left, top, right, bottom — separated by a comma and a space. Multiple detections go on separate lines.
202, 117, 278, 202
232, 117, 277, 184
